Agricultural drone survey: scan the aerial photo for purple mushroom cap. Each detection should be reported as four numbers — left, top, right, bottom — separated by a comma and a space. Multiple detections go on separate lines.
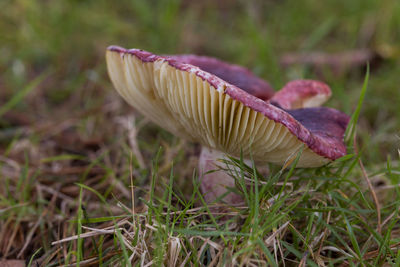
106, 46, 349, 167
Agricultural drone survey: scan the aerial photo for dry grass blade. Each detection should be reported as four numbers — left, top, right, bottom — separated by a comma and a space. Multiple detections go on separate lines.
130, 152, 136, 229
169, 236, 181, 266
317, 210, 332, 258
362, 242, 400, 260
57, 250, 122, 267
353, 135, 382, 234
320, 246, 354, 258
265, 221, 290, 247
116, 115, 146, 169
17, 210, 46, 258
52, 228, 122, 245
359, 158, 382, 234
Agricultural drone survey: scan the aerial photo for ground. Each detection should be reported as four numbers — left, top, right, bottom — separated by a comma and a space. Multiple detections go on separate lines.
0, 0, 400, 266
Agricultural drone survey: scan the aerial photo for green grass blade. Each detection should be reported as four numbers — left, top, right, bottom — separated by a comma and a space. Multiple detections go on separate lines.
115, 227, 132, 267
344, 64, 370, 144
76, 186, 84, 267
27, 248, 42, 267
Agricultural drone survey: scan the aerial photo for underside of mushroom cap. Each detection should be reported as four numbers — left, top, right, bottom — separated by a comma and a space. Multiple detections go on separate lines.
106, 46, 350, 167
166, 55, 275, 101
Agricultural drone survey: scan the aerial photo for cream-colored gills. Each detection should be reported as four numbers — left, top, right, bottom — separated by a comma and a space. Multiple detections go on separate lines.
106, 50, 329, 167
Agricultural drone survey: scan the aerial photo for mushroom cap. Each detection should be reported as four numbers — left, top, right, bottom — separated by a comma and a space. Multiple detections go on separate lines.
106, 46, 349, 168
270, 80, 332, 109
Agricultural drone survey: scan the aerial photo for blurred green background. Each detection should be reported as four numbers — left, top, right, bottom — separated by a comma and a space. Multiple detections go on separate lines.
1, 0, 399, 163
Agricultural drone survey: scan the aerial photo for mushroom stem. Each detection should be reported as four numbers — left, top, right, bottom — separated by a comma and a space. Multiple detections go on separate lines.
198, 147, 245, 205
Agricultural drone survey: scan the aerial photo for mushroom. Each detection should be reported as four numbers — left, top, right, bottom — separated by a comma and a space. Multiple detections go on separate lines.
106, 46, 349, 204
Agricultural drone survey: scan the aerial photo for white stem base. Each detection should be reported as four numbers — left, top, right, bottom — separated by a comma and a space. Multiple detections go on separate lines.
198, 147, 245, 205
